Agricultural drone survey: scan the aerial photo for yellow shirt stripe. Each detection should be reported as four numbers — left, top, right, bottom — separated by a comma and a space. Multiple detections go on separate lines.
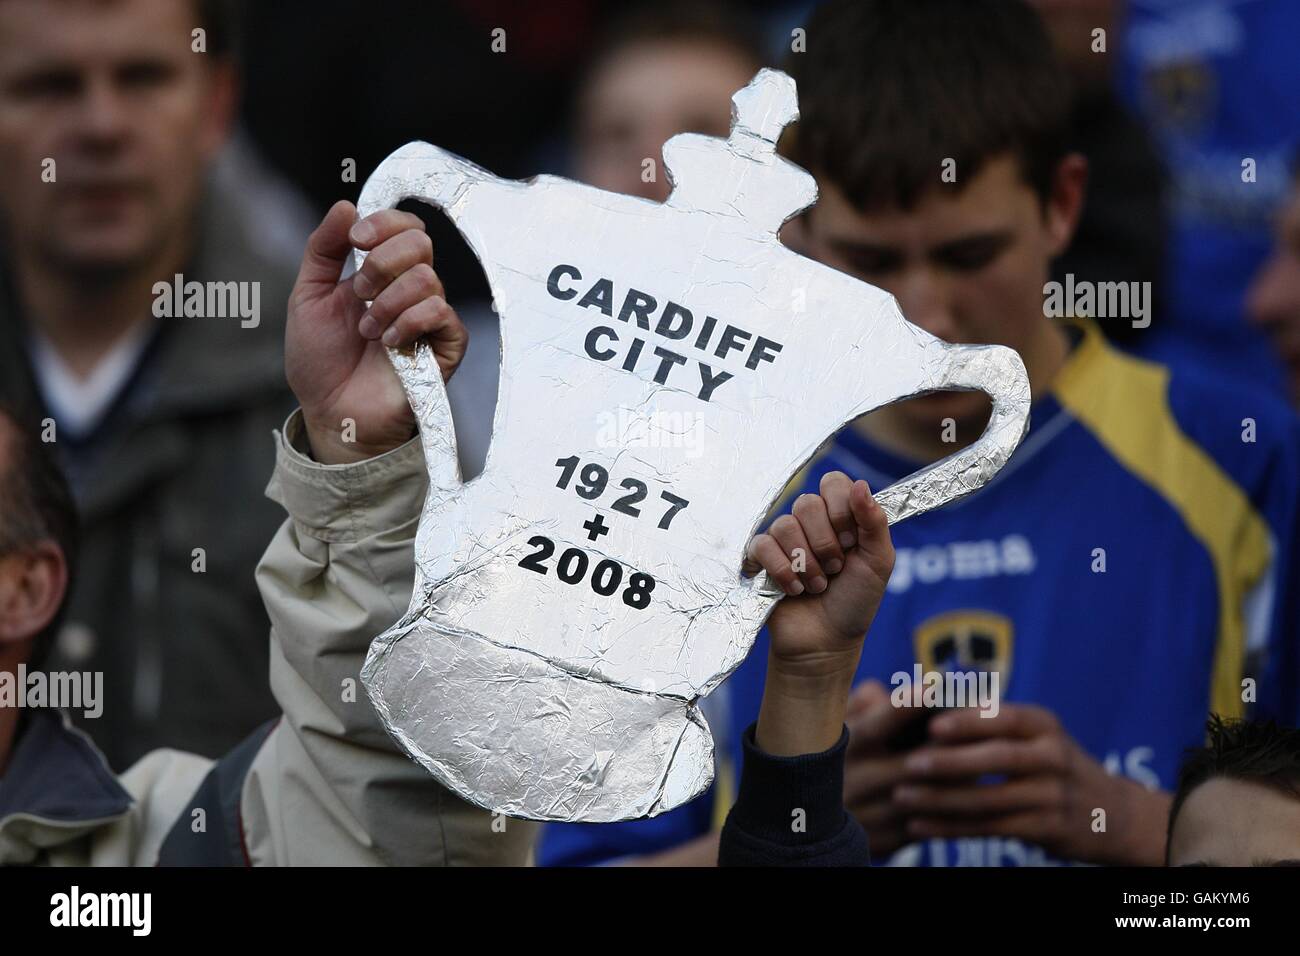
1052, 321, 1273, 719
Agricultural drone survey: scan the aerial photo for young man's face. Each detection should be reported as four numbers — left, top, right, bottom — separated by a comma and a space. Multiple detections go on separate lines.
0, 0, 232, 277
799, 154, 1076, 429
575, 39, 757, 203
1246, 182, 1300, 407
1168, 777, 1300, 866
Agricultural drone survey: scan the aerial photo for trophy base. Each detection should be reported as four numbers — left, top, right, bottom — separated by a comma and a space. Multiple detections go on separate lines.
362, 610, 716, 822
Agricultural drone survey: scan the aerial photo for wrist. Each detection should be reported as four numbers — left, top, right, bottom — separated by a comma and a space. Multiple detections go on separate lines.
764, 664, 855, 699
755, 665, 854, 757
766, 626, 864, 693
302, 414, 415, 465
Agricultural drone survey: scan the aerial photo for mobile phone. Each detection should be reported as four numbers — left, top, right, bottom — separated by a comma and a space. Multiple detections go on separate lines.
885, 705, 946, 753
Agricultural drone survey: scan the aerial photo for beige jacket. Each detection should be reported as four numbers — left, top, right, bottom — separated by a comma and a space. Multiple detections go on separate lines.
0, 412, 536, 865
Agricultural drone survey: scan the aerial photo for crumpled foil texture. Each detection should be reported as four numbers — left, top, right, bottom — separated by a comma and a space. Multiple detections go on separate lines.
351, 69, 1032, 822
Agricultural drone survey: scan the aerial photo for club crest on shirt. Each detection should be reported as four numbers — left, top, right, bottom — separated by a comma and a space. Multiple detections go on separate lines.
912, 609, 1014, 687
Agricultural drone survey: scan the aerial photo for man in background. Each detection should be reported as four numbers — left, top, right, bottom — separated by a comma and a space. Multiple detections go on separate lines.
0, 0, 297, 767
1166, 717, 1300, 866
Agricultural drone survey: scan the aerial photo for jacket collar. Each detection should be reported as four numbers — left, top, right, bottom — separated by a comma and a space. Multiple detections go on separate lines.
0, 710, 131, 861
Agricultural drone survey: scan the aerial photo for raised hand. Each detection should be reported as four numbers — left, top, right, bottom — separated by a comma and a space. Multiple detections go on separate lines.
285, 200, 467, 464
744, 472, 895, 755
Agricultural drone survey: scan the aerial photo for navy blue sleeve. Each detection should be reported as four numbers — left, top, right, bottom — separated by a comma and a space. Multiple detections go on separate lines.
719, 723, 869, 867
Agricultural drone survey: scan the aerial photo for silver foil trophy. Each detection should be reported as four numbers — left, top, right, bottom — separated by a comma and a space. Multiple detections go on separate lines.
354, 69, 1031, 822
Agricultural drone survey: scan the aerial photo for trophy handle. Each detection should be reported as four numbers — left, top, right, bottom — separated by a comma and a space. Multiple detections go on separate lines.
354, 141, 492, 494
871, 342, 1032, 525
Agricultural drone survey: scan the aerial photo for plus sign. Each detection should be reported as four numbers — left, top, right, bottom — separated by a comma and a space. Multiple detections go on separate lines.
582, 513, 610, 541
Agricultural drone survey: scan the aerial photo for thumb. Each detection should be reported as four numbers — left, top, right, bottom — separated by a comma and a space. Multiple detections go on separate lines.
848, 479, 893, 577
296, 200, 358, 292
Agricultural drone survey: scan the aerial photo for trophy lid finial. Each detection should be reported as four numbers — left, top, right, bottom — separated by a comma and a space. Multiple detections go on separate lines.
662, 68, 816, 234
730, 68, 799, 152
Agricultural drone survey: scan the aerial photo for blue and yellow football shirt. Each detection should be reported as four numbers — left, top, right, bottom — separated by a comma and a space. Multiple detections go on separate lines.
539, 321, 1300, 866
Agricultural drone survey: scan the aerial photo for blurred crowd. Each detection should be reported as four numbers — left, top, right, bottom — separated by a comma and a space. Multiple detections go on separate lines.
1, 0, 1299, 867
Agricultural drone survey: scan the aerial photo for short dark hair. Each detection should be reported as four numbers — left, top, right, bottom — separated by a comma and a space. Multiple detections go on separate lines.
785, 0, 1072, 212
0, 403, 78, 670
1166, 716, 1300, 862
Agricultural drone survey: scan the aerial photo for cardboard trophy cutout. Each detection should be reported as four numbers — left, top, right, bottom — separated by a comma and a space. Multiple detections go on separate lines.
353, 69, 1031, 822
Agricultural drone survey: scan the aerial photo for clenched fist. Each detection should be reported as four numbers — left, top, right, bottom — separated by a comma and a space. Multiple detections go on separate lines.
744, 472, 895, 756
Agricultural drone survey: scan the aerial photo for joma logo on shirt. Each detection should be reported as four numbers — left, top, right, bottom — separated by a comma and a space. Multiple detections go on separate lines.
887, 535, 1036, 593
